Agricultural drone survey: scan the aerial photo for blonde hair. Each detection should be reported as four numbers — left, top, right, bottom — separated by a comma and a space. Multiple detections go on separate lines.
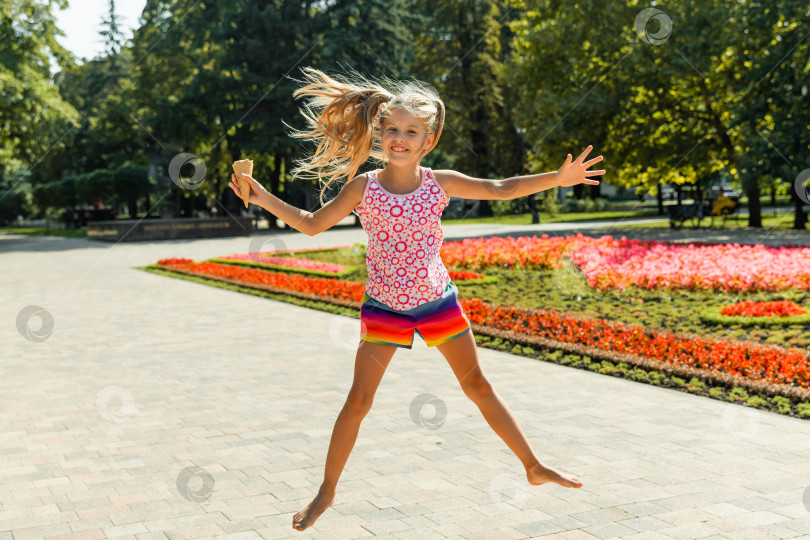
286, 66, 445, 206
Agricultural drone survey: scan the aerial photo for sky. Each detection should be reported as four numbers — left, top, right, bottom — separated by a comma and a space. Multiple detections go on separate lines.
54, 0, 147, 61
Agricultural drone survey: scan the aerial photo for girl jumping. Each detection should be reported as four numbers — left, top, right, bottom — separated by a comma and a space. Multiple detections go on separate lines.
228, 66, 605, 532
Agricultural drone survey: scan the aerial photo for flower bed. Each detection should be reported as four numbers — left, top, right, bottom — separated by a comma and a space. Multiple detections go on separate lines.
217, 252, 347, 273
720, 300, 806, 317
699, 300, 810, 327
459, 297, 810, 401
153, 258, 810, 401
440, 233, 810, 293
156, 258, 364, 304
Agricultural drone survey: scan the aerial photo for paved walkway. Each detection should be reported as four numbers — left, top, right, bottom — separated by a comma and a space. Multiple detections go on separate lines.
2, 220, 810, 540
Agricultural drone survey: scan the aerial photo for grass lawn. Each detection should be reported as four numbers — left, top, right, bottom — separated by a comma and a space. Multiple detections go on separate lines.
0, 227, 87, 238
619, 211, 805, 231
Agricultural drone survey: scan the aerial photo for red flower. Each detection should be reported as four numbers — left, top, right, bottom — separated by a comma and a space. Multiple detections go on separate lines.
719, 300, 807, 318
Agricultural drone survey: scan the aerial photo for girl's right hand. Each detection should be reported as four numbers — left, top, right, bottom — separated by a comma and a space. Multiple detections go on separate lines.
229, 173, 269, 206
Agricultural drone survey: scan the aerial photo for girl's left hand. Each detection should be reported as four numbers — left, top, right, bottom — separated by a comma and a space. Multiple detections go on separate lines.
557, 145, 605, 187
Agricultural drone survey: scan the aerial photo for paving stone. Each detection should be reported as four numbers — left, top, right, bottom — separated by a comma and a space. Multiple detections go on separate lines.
2, 225, 810, 539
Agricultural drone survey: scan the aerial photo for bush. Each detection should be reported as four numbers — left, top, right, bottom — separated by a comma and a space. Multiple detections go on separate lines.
560, 354, 577, 365
598, 361, 616, 374
113, 164, 150, 209
490, 199, 517, 218
629, 368, 648, 381
686, 377, 706, 392
671, 376, 686, 387
797, 403, 810, 418
648, 371, 665, 385
746, 395, 768, 408
542, 187, 559, 217
560, 196, 609, 213
772, 396, 792, 414
727, 387, 749, 402
709, 387, 725, 398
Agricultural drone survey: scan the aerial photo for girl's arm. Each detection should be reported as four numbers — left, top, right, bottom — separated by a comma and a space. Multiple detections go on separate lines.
231, 172, 366, 236
231, 173, 314, 234
435, 145, 605, 201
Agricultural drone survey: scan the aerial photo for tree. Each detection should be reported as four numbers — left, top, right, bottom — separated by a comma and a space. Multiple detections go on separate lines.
410, 0, 526, 218
0, 0, 79, 179
508, 0, 809, 228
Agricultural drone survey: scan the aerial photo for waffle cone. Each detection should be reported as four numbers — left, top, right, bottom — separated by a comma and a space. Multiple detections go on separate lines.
232, 159, 253, 208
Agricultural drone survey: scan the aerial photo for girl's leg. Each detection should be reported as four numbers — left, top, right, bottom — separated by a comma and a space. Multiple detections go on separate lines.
293, 340, 398, 531
435, 329, 582, 488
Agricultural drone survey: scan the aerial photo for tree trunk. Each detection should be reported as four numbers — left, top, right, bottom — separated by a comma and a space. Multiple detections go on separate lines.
266, 153, 283, 230
745, 183, 762, 227
656, 182, 664, 215
793, 192, 808, 230
527, 193, 539, 224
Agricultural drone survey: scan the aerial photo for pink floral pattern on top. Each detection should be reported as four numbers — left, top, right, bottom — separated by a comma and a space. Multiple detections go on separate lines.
353, 167, 452, 311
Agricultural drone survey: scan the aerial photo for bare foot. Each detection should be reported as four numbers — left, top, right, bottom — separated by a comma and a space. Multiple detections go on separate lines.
292, 490, 335, 531
526, 462, 583, 488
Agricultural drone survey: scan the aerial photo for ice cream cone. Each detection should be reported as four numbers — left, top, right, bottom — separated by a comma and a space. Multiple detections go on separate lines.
232, 159, 253, 208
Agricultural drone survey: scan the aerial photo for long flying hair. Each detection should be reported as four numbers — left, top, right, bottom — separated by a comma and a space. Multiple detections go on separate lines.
286, 66, 445, 206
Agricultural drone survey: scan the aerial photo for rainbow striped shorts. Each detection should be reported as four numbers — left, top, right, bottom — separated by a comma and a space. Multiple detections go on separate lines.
360, 281, 472, 349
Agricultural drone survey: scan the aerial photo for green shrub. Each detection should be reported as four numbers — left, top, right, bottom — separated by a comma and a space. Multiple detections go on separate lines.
542, 188, 560, 217
521, 346, 535, 355
559, 355, 576, 365
728, 387, 749, 402
686, 377, 706, 392
671, 376, 686, 388
510, 344, 523, 355
630, 368, 648, 381
772, 396, 792, 414
746, 395, 768, 408
648, 371, 665, 385
796, 403, 810, 418
709, 387, 725, 398
560, 196, 609, 213
599, 361, 616, 375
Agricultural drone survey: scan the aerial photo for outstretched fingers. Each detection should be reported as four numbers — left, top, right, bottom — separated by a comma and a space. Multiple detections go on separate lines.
575, 145, 593, 163
584, 155, 603, 168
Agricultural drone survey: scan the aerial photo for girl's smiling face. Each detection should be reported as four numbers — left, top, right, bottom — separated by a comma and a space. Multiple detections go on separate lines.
381, 108, 434, 162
